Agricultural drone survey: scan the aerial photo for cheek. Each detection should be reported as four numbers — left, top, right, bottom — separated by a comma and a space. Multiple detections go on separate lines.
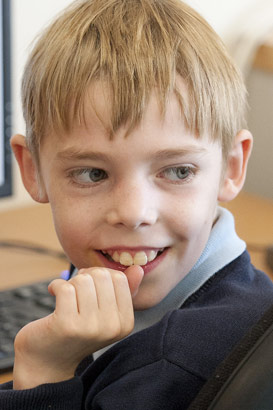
50, 200, 91, 256
165, 188, 219, 239
53, 213, 102, 268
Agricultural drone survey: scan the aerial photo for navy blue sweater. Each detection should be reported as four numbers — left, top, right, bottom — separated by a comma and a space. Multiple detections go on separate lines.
1, 251, 273, 409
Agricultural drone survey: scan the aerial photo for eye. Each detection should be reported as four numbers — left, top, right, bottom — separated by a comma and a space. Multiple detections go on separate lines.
70, 168, 108, 184
160, 166, 195, 182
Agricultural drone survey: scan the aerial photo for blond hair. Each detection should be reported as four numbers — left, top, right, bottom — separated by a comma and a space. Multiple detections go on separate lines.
22, 0, 247, 160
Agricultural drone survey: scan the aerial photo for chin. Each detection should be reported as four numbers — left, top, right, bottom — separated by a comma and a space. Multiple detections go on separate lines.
132, 291, 166, 311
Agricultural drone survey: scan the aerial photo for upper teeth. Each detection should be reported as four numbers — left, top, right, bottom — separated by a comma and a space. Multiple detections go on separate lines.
104, 249, 161, 266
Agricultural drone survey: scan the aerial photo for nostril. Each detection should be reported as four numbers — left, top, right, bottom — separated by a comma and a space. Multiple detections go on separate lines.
105, 188, 158, 229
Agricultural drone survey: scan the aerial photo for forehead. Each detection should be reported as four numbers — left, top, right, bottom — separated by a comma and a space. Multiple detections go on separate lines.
67, 79, 191, 139
40, 82, 222, 166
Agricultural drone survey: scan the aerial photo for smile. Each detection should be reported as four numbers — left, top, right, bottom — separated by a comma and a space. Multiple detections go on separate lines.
98, 248, 166, 267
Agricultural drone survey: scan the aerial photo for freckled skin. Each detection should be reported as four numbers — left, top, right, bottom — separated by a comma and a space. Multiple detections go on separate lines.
37, 87, 226, 310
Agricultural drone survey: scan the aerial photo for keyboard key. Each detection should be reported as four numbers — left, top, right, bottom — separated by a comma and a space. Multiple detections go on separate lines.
0, 278, 57, 372
13, 287, 34, 299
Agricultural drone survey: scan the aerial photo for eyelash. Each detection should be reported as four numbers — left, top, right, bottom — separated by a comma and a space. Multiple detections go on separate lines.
68, 168, 108, 186
67, 165, 196, 187
158, 166, 196, 184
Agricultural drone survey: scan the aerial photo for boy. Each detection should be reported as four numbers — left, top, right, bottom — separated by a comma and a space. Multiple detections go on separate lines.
1, 0, 273, 408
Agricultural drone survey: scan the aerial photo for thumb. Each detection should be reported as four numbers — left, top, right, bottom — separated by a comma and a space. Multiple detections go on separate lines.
124, 265, 144, 297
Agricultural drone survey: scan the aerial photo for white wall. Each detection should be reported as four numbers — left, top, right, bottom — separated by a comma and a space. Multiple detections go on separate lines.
0, 0, 270, 210
185, 0, 259, 38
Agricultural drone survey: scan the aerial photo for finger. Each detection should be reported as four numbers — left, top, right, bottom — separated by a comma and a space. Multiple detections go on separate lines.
48, 279, 78, 318
111, 271, 135, 332
124, 265, 144, 297
69, 272, 98, 316
109, 271, 133, 318
85, 268, 119, 314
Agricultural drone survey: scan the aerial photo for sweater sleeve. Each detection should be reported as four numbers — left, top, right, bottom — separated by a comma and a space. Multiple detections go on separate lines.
0, 377, 83, 410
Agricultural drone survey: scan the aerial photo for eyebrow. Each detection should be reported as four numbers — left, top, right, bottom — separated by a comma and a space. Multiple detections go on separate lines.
56, 149, 110, 162
150, 147, 207, 161
56, 146, 207, 162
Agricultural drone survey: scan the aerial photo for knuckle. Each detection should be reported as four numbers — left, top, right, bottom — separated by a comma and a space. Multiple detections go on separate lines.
48, 278, 65, 292
113, 271, 127, 283
91, 268, 110, 281
49, 278, 61, 287
78, 267, 94, 276
62, 282, 75, 294
73, 273, 92, 286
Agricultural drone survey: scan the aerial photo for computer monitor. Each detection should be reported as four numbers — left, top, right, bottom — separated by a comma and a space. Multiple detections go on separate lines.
0, 0, 11, 198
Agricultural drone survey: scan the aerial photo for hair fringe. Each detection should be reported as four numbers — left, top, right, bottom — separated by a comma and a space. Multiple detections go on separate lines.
22, 0, 247, 160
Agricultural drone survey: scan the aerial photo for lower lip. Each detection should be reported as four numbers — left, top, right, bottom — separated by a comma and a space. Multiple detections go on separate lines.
95, 248, 169, 275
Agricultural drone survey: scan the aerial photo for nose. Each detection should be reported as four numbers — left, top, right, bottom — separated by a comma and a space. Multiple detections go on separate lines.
105, 179, 158, 230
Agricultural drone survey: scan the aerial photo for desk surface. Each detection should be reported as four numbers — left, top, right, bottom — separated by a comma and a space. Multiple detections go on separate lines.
0, 203, 68, 290
0, 190, 272, 382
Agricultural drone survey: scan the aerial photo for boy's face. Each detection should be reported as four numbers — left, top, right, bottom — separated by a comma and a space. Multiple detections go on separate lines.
35, 86, 225, 310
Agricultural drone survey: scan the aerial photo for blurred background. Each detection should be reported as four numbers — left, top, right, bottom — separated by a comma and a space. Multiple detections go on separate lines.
0, 0, 272, 210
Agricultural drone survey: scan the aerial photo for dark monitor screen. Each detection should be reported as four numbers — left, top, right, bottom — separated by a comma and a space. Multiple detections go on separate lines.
0, 0, 11, 198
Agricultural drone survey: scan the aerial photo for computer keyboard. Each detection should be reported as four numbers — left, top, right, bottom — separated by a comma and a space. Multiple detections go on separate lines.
0, 279, 56, 373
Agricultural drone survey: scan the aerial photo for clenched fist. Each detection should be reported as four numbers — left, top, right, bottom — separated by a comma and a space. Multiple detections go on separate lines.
13, 265, 144, 390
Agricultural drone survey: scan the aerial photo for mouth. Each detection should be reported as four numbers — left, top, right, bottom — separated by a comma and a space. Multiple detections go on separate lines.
95, 247, 169, 274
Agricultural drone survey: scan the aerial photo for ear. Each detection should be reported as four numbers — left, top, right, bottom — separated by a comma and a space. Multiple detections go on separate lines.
10, 134, 49, 203
218, 129, 253, 202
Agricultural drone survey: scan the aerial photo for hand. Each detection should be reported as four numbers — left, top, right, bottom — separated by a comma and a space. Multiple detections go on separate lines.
13, 265, 144, 390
